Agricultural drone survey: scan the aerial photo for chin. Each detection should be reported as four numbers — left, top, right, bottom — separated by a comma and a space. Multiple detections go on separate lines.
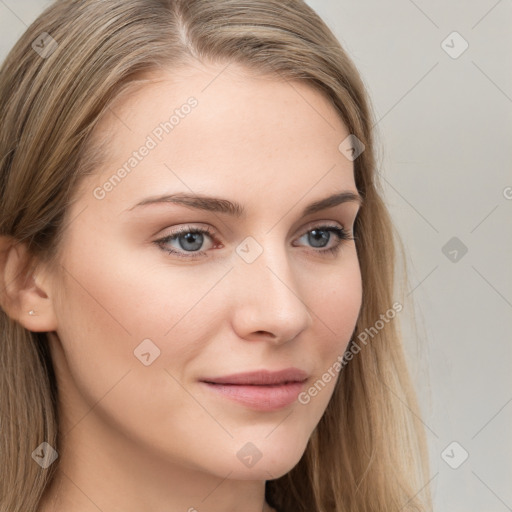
221, 433, 310, 481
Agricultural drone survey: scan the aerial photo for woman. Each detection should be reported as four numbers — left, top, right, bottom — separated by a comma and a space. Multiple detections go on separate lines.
0, 1, 431, 511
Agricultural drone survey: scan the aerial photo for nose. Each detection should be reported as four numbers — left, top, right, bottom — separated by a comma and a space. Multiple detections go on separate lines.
228, 241, 313, 344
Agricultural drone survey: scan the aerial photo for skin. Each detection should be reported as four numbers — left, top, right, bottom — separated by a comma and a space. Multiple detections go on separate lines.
6, 62, 363, 512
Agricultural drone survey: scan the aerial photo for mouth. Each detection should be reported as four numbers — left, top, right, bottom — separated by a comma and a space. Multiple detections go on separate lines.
199, 368, 309, 411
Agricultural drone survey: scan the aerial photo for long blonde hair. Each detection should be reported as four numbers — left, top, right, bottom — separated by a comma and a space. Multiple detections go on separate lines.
0, 1, 431, 511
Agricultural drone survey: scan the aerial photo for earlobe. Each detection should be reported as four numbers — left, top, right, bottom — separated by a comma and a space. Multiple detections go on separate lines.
0, 237, 58, 332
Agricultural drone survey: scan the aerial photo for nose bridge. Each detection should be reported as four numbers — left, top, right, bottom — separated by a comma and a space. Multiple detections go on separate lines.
229, 234, 312, 340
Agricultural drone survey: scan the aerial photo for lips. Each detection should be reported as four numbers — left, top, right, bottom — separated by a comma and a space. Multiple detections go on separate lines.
200, 367, 309, 386
199, 368, 309, 411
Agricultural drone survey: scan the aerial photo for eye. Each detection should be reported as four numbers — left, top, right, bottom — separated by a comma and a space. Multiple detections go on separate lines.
155, 225, 217, 259
154, 223, 354, 260
293, 224, 353, 256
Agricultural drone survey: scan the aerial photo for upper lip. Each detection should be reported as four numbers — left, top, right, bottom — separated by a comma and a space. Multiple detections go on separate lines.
200, 368, 309, 386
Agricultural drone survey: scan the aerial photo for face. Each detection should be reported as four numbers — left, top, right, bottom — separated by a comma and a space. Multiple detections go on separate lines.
42, 62, 363, 483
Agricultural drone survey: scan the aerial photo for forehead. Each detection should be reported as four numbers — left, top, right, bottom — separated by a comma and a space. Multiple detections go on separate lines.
79, 62, 356, 214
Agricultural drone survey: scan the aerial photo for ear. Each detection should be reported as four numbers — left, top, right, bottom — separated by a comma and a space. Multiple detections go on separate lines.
0, 236, 58, 332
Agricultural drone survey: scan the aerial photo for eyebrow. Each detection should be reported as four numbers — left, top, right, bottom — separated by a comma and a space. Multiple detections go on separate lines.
126, 190, 363, 218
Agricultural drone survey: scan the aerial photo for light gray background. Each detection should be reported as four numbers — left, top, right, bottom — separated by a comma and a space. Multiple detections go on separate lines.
1, 1, 511, 510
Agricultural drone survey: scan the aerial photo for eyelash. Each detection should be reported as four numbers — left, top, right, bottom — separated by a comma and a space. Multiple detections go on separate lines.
154, 224, 355, 260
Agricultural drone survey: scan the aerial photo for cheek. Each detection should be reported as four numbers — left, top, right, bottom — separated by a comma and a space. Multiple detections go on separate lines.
309, 251, 362, 355
50, 254, 143, 417
51, 238, 227, 402
290, 251, 362, 412
51, 250, 217, 462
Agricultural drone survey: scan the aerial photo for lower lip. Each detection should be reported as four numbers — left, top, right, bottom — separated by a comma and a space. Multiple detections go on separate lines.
200, 381, 306, 411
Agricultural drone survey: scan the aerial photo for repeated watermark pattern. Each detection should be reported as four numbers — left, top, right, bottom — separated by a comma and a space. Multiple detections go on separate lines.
0, 1, 505, 510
